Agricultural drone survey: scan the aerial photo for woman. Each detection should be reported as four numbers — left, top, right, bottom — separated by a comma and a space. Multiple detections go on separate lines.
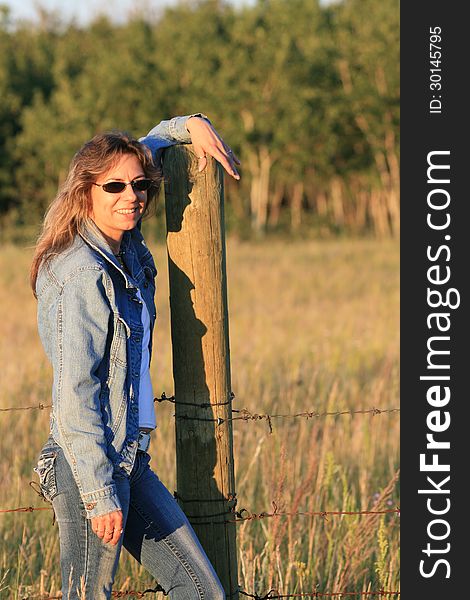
31, 114, 240, 599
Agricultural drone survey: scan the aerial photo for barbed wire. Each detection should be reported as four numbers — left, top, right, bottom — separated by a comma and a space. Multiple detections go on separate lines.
0, 392, 230, 412
232, 407, 400, 419
156, 393, 400, 431
0, 392, 399, 432
187, 505, 400, 526
0, 402, 52, 412
239, 590, 400, 599
0, 393, 181, 413
0, 400, 399, 436
173, 491, 237, 503
0, 506, 52, 514
3, 482, 400, 521
22, 584, 166, 599
1, 503, 400, 522
175, 407, 399, 433
154, 391, 234, 408
19, 587, 400, 599
237, 506, 401, 523
172, 492, 399, 522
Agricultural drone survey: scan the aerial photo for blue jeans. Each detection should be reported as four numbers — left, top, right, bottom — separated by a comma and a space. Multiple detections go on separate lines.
35, 437, 225, 600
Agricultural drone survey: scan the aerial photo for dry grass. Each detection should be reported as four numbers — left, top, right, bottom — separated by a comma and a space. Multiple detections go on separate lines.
0, 237, 399, 598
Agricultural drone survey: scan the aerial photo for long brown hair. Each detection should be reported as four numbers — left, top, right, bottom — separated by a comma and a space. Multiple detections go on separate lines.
30, 131, 161, 295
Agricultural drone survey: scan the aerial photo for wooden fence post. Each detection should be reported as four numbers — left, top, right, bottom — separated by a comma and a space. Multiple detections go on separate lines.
162, 144, 239, 598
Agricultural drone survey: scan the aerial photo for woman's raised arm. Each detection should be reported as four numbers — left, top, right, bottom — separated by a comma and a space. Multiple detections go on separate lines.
139, 113, 240, 180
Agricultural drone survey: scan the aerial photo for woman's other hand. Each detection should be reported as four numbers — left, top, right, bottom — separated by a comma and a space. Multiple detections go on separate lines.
91, 510, 123, 546
186, 116, 241, 180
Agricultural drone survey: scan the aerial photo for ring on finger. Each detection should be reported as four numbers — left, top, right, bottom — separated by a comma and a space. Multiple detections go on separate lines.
197, 154, 206, 159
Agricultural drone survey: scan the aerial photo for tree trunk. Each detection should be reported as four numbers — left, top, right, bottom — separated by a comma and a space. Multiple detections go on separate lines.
247, 146, 272, 234
330, 177, 345, 227
268, 181, 284, 227
290, 181, 304, 231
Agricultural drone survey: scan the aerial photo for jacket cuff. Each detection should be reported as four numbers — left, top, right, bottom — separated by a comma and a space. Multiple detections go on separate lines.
81, 485, 122, 519
169, 113, 210, 143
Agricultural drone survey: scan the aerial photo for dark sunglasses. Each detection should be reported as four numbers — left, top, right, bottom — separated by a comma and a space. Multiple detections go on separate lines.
93, 178, 153, 194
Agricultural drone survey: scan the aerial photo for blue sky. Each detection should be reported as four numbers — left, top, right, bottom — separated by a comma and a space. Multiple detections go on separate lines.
1, 0, 258, 25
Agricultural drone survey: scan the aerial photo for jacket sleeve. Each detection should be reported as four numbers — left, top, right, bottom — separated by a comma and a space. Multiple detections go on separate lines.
56, 267, 121, 519
139, 113, 210, 161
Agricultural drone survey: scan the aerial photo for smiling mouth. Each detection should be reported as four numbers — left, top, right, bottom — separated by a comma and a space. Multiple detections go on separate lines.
116, 207, 139, 215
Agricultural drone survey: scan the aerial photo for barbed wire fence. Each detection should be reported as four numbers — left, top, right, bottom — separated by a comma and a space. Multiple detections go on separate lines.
0, 393, 399, 434
16, 589, 401, 599
1, 392, 400, 599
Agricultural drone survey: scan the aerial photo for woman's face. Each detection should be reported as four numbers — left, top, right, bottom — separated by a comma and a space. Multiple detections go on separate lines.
89, 153, 147, 251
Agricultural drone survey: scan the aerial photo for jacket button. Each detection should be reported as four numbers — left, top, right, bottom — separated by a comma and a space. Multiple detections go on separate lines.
144, 281, 149, 288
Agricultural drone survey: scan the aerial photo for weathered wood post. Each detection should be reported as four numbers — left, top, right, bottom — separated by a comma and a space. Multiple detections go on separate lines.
162, 144, 238, 598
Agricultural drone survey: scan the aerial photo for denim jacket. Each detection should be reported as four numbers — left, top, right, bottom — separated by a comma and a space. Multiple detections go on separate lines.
36, 114, 206, 518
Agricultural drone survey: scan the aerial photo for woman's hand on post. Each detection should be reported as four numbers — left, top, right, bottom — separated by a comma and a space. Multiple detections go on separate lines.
186, 116, 241, 180
91, 510, 123, 546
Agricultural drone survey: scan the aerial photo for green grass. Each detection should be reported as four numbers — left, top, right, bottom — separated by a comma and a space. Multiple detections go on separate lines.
0, 237, 399, 599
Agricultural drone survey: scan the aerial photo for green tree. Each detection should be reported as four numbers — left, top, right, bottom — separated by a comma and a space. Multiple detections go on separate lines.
0, 9, 55, 226
322, 0, 400, 235
1, 0, 400, 239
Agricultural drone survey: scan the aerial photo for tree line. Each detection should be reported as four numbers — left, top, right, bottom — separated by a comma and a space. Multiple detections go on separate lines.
0, 0, 399, 241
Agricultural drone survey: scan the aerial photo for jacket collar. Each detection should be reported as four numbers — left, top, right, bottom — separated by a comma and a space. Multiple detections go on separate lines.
78, 219, 136, 288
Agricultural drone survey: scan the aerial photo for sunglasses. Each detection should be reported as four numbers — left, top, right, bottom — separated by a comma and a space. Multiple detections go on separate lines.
93, 178, 153, 194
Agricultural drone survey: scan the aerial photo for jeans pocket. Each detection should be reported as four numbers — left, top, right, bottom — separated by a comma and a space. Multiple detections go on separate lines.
34, 450, 58, 503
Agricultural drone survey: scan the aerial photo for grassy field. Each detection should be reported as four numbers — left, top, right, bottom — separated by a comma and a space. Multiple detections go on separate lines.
0, 237, 399, 599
